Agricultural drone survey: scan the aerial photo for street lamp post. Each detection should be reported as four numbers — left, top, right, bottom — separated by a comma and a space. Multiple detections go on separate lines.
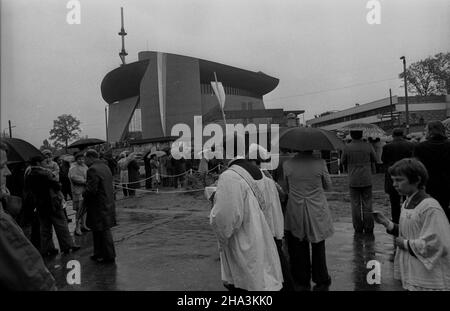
400, 56, 410, 134
105, 105, 109, 145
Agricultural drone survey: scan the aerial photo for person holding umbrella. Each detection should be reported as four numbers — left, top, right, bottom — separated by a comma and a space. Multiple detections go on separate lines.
283, 150, 334, 291
278, 127, 343, 291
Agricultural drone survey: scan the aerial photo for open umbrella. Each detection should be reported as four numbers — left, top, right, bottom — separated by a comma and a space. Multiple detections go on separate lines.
68, 138, 106, 150
278, 127, 344, 151
147, 150, 166, 158
1, 138, 43, 163
340, 123, 386, 138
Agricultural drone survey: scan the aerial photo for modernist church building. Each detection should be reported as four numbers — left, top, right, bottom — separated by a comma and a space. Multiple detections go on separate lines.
101, 51, 303, 144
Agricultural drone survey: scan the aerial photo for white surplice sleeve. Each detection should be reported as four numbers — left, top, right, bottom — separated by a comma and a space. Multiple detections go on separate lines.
265, 178, 284, 240
408, 201, 450, 270
210, 171, 245, 247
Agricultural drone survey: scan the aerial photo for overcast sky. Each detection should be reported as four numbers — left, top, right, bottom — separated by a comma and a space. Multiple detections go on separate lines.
1, 0, 449, 147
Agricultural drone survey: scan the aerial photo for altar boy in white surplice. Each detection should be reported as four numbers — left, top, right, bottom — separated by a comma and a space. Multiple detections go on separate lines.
373, 158, 450, 291
209, 136, 283, 291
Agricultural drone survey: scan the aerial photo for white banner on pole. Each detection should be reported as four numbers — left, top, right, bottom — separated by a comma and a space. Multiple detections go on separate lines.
210, 81, 226, 110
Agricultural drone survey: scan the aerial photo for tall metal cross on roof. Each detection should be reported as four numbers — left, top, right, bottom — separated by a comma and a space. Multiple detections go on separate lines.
118, 7, 128, 66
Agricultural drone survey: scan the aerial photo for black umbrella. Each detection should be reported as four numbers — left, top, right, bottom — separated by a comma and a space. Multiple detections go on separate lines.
68, 138, 106, 150
279, 127, 344, 151
1, 138, 43, 163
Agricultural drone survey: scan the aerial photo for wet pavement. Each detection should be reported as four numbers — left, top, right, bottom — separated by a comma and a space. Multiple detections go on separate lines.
46, 192, 403, 291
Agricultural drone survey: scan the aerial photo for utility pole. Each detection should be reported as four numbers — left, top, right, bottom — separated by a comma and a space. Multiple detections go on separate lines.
8, 120, 12, 138
400, 56, 410, 134
389, 89, 393, 129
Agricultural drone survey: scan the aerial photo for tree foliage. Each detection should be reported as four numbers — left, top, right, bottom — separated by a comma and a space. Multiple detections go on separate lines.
399, 52, 450, 96
49, 114, 81, 150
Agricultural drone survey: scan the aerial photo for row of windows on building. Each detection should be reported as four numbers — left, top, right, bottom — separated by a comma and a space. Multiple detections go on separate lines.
200, 84, 259, 98
312, 106, 393, 127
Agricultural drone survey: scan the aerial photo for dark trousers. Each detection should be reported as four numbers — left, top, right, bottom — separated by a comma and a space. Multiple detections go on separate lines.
388, 191, 402, 224
349, 186, 374, 233
286, 232, 330, 287
223, 283, 248, 292
145, 169, 152, 189
38, 208, 74, 253
275, 238, 294, 291
127, 184, 136, 196
61, 182, 72, 201
92, 229, 116, 260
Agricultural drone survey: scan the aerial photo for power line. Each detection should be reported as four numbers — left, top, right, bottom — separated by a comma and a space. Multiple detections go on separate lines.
265, 77, 399, 102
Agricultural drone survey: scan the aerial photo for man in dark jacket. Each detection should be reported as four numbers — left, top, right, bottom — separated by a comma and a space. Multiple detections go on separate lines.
341, 130, 377, 234
24, 156, 79, 256
84, 149, 117, 263
414, 121, 450, 221
381, 128, 414, 223
127, 153, 140, 196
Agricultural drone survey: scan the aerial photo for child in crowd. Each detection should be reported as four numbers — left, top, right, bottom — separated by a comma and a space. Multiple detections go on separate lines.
373, 158, 450, 291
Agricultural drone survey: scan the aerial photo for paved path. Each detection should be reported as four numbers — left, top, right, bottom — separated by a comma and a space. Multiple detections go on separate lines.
46, 193, 403, 291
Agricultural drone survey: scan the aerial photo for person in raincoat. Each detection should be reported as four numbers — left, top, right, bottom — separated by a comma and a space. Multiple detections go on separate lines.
127, 153, 140, 196
83, 149, 117, 263
209, 136, 283, 291
68, 153, 89, 236
149, 154, 160, 188
283, 150, 334, 291
373, 158, 450, 291
117, 152, 130, 197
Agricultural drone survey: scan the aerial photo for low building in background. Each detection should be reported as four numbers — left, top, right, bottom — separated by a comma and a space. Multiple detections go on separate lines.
306, 95, 450, 134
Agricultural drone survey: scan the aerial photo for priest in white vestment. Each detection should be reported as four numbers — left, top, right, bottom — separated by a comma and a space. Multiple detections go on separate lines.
209, 138, 283, 291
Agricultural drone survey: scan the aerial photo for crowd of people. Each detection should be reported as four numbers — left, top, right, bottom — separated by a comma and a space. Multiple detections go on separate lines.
0, 146, 117, 290
116, 148, 222, 196
1, 119, 450, 291
209, 120, 450, 291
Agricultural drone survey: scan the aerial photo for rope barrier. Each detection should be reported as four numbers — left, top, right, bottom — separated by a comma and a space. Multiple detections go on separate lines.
116, 166, 226, 186
115, 183, 205, 194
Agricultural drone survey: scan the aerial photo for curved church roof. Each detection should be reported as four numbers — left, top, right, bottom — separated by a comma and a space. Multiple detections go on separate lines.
198, 59, 279, 96
100, 59, 149, 104
100, 52, 279, 104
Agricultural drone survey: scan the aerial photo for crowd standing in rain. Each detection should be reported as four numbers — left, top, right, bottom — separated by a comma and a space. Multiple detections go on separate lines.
1, 119, 450, 291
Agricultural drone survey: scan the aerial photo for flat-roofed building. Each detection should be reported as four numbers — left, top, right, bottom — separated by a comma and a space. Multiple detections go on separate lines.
306, 95, 450, 133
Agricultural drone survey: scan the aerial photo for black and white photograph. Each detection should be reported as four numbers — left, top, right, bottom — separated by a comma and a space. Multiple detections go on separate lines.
1, 0, 450, 298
